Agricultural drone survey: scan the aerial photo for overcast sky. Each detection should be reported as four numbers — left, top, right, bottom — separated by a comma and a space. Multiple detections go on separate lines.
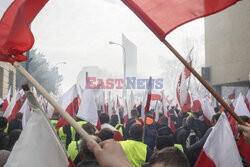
2, 0, 205, 94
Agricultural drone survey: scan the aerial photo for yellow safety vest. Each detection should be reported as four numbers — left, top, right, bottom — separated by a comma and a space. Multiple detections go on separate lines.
4, 123, 8, 133
115, 124, 123, 136
174, 144, 184, 153
120, 140, 147, 167
67, 140, 81, 161
50, 120, 58, 130
187, 112, 193, 116
58, 127, 67, 147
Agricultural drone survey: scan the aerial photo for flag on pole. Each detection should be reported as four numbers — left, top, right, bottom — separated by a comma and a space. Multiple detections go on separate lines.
201, 99, 216, 126
4, 108, 74, 167
195, 113, 243, 167
245, 90, 250, 110
1, 87, 12, 113
234, 93, 250, 117
19, 99, 31, 128
56, 84, 80, 130
162, 92, 176, 132
141, 77, 152, 120
128, 91, 136, 118
3, 90, 22, 122
77, 89, 101, 130
121, 0, 239, 41
0, 0, 48, 63
154, 99, 160, 122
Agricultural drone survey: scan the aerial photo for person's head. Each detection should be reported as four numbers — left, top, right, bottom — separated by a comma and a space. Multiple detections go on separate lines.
129, 123, 142, 141
98, 128, 114, 141
110, 114, 119, 126
186, 116, 195, 125
155, 135, 174, 151
82, 123, 95, 135
0, 117, 8, 131
159, 116, 168, 126
8, 129, 22, 151
15, 112, 23, 121
79, 136, 101, 161
149, 147, 190, 167
211, 113, 221, 126
0, 150, 10, 167
131, 109, 138, 118
192, 112, 200, 119
100, 113, 109, 124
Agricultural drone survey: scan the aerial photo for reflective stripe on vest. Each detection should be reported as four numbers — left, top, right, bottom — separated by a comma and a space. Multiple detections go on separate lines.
174, 144, 184, 153
58, 127, 67, 147
120, 140, 147, 167
187, 112, 192, 116
4, 123, 8, 133
67, 140, 81, 161
115, 124, 123, 136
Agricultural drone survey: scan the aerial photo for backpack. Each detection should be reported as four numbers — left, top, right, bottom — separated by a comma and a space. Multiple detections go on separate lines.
186, 130, 199, 148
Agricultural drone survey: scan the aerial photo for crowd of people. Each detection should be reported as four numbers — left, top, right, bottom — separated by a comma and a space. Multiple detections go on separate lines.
0, 104, 250, 167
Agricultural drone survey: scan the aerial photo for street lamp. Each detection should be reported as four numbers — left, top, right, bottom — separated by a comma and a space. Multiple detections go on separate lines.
109, 41, 127, 98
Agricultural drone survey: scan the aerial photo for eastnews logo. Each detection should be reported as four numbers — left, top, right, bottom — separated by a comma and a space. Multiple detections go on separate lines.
86, 77, 163, 89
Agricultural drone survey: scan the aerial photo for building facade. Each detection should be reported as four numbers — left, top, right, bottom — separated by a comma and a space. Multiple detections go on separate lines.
0, 62, 16, 98
205, 1, 250, 96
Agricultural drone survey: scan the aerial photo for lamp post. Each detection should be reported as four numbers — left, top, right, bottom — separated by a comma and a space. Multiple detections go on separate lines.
109, 41, 127, 99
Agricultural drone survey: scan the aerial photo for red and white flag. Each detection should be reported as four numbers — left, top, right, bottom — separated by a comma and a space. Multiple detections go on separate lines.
162, 92, 176, 132
237, 133, 250, 165
201, 99, 216, 126
128, 91, 136, 118
154, 99, 160, 122
245, 90, 250, 110
141, 77, 152, 120
19, 99, 31, 128
121, 0, 239, 41
0, 0, 48, 63
123, 99, 129, 125
1, 88, 12, 113
77, 89, 101, 130
3, 90, 22, 122
56, 84, 80, 130
195, 113, 243, 167
5, 108, 74, 167
234, 93, 250, 117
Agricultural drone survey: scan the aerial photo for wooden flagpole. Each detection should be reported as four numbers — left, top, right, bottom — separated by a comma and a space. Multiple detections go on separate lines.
163, 40, 246, 125
13, 61, 94, 141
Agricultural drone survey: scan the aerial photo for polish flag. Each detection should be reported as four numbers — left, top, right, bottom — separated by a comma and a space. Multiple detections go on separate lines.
56, 84, 80, 130
245, 90, 250, 110
0, 0, 48, 63
1, 88, 12, 113
5, 108, 74, 167
3, 90, 22, 122
154, 99, 160, 122
108, 91, 113, 118
141, 77, 152, 120
234, 93, 250, 117
195, 113, 243, 167
237, 132, 250, 165
201, 99, 216, 126
123, 99, 129, 125
128, 91, 136, 118
19, 99, 31, 128
77, 89, 101, 130
162, 92, 176, 132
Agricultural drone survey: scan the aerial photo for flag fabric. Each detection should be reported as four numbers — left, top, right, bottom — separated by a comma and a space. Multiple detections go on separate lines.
151, 94, 162, 102
56, 84, 80, 130
0, 0, 48, 63
108, 91, 113, 118
1, 87, 12, 113
228, 89, 236, 100
192, 99, 202, 112
201, 99, 216, 126
234, 93, 250, 117
77, 89, 101, 130
3, 90, 22, 122
162, 92, 176, 132
5, 108, 74, 167
121, 0, 239, 41
154, 99, 160, 122
141, 77, 152, 120
195, 113, 243, 167
237, 133, 250, 165
128, 91, 136, 118
245, 90, 250, 110
123, 99, 129, 125
19, 99, 31, 128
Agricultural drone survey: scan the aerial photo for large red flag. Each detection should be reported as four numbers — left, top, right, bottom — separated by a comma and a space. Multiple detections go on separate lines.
0, 0, 48, 63
121, 0, 239, 41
